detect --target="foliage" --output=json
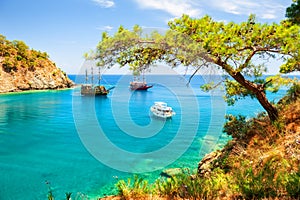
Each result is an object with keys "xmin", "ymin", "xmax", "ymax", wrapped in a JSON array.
[
  {"xmin": 286, "ymin": 0, "xmax": 300, "ymax": 25},
  {"xmin": 265, "ymin": 75, "xmax": 297, "ymax": 93},
  {"xmin": 95, "ymin": 15, "xmax": 300, "ymax": 78},
  {"xmin": 167, "ymin": 15, "xmax": 299, "ymax": 120},
  {"xmin": 2, "ymin": 57, "xmax": 17, "ymax": 73},
  {"xmin": 234, "ymin": 158, "xmax": 285, "ymax": 199},
  {"xmin": 155, "ymin": 169, "xmax": 229, "ymax": 199},
  {"xmin": 285, "ymin": 168, "xmax": 300, "ymax": 198},
  {"xmin": 223, "ymin": 115, "xmax": 252, "ymax": 140},
  {"xmin": 286, "ymin": 82, "xmax": 300, "ymax": 100},
  {"xmin": 46, "ymin": 181, "xmax": 54, "ymax": 200},
  {"xmin": 65, "ymin": 192, "xmax": 72, "ymax": 200},
  {"xmin": 277, "ymin": 81, "xmax": 300, "ymax": 107},
  {"xmin": 0, "ymin": 34, "xmax": 49, "ymax": 73},
  {"xmin": 115, "ymin": 175, "xmax": 151, "ymax": 199},
  {"xmin": 111, "ymin": 164, "xmax": 300, "ymax": 200},
  {"xmin": 155, "ymin": 176, "xmax": 179, "ymax": 198},
  {"xmin": 223, "ymin": 79, "xmax": 255, "ymax": 105}
]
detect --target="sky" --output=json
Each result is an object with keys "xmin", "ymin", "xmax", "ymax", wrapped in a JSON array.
[{"xmin": 0, "ymin": 0, "xmax": 293, "ymax": 75}]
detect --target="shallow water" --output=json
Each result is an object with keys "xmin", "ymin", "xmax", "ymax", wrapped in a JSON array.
[{"xmin": 0, "ymin": 75, "xmax": 287, "ymax": 199}]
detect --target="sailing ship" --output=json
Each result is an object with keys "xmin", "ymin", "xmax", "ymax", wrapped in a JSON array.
[
  {"xmin": 81, "ymin": 66, "xmax": 109, "ymax": 96},
  {"xmin": 129, "ymin": 69, "xmax": 153, "ymax": 91}
]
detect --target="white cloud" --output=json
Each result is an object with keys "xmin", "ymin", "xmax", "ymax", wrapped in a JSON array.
[
  {"xmin": 261, "ymin": 13, "xmax": 277, "ymax": 20},
  {"xmin": 207, "ymin": 0, "xmax": 286, "ymax": 20},
  {"xmin": 97, "ymin": 25, "xmax": 114, "ymax": 31},
  {"xmin": 92, "ymin": 0, "xmax": 115, "ymax": 8},
  {"xmin": 133, "ymin": 0, "xmax": 201, "ymax": 17},
  {"xmin": 132, "ymin": 0, "xmax": 289, "ymax": 21}
]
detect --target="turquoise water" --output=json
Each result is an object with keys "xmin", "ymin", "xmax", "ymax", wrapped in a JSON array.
[{"xmin": 0, "ymin": 75, "xmax": 287, "ymax": 199}]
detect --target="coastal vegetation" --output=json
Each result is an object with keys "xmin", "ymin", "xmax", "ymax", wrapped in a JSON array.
[
  {"xmin": 0, "ymin": 35, "xmax": 49, "ymax": 73},
  {"xmin": 0, "ymin": 34, "xmax": 73, "ymax": 92}
]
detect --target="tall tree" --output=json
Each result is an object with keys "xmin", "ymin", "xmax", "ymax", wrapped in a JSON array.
[
  {"xmin": 286, "ymin": 0, "xmax": 300, "ymax": 25},
  {"xmin": 94, "ymin": 16, "xmax": 300, "ymax": 121}
]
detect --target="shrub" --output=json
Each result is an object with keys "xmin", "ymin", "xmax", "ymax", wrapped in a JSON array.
[
  {"xmin": 223, "ymin": 114, "xmax": 251, "ymax": 140},
  {"xmin": 2, "ymin": 58, "xmax": 17, "ymax": 73},
  {"xmin": 155, "ymin": 176, "xmax": 179, "ymax": 198},
  {"xmin": 286, "ymin": 83, "xmax": 300, "ymax": 102},
  {"xmin": 234, "ymin": 158, "xmax": 285, "ymax": 199},
  {"xmin": 116, "ymin": 175, "xmax": 150, "ymax": 199},
  {"xmin": 155, "ymin": 169, "xmax": 230, "ymax": 199},
  {"xmin": 286, "ymin": 168, "xmax": 300, "ymax": 199}
]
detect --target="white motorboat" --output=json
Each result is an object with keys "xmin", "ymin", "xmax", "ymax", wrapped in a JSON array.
[{"xmin": 150, "ymin": 102, "xmax": 175, "ymax": 118}]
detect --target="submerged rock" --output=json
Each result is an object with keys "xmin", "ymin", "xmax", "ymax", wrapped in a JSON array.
[{"xmin": 160, "ymin": 168, "xmax": 184, "ymax": 178}]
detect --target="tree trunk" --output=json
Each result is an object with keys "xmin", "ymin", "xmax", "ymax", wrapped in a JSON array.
[
  {"xmin": 231, "ymin": 72, "xmax": 279, "ymax": 121},
  {"xmin": 255, "ymin": 90, "xmax": 279, "ymax": 121}
]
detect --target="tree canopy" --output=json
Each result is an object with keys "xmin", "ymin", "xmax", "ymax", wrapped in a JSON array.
[
  {"xmin": 93, "ymin": 15, "xmax": 300, "ymax": 121},
  {"xmin": 286, "ymin": 0, "xmax": 300, "ymax": 25},
  {"xmin": 0, "ymin": 34, "xmax": 49, "ymax": 73}
]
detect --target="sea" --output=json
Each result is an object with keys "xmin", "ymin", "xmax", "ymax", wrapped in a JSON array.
[{"xmin": 0, "ymin": 74, "xmax": 289, "ymax": 200}]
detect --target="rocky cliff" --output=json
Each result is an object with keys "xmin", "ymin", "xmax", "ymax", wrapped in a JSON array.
[
  {"xmin": 0, "ymin": 57, "xmax": 74, "ymax": 93},
  {"xmin": 0, "ymin": 34, "xmax": 74, "ymax": 93}
]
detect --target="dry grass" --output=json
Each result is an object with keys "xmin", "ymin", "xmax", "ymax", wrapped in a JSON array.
[{"xmin": 98, "ymin": 195, "xmax": 171, "ymax": 200}]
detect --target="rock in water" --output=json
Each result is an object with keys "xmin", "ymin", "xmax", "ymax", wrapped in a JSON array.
[{"xmin": 160, "ymin": 168, "xmax": 183, "ymax": 178}]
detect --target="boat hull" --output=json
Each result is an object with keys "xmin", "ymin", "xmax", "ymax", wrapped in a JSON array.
[
  {"xmin": 81, "ymin": 85, "xmax": 109, "ymax": 96},
  {"xmin": 151, "ymin": 111, "xmax": 174, "ymax": 118},
  {"xmin": 132, "ymin": 85, "xmax": 153, "ymax": 91},
  {"xmin": 130, "ymin": 81, "xmax": 153, "ymax": 91}
]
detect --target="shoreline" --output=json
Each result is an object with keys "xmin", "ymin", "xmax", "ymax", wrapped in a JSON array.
[{"xmin": 0, "ymin": 87, "xmax": 75, "ymax": 96}]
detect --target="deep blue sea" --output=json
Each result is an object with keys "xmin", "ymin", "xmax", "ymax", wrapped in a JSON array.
[{"xmin": 0, "ymin": 75, "xmax": 288, "ymax": 199}]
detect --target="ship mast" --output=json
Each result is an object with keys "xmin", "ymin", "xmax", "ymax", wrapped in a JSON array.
[
  {"xmin": 142, "ymin": 70, "xmax": 145, "ymax": 83},
  {"xmin": 85, "ymin": 69, "xmax": 88, "ymax": 84},
  {"xmin": 98, "ymin": 67, "xmax": 101, "ymax": 85},
  {"xmin": 142, "ymin": 64, "xmax": 149, "ymax": 83},
  {"xmin": 91, "ymin": 66, "xmax": 94, "ymax": 85}
]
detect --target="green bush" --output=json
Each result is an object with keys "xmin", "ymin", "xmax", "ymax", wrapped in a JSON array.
[
  {"xmin": 155, "ymin": 169, "xmax": 229, "ymax": 199},
  {"xmin": 223, "ymin": 114, "xmax": 251, "ymax": 140},
  {"xmin": 116, "ymin": 175, "xmax": 150, "ymax": 199},
  {"xmin": 235, "ymin": 159, "xmax": 284, "ymax": 199},
  {"xmin": 286, "ymin": 168, "xmax": 300, "ymax": 198},
  {"xmin": 155, "ymin": 176, "xmax": 179, "ymax": 198},
  {"xmin": 287, "ymin": 83, "xmax": 300, "ymax": 101},
  {"xmin": 2, "ymin": 58, "xmax": 17, "ymax": 73}
]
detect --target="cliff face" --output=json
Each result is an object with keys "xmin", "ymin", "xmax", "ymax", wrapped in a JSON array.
[
  {"xmin": 0, "ymin": 57, "xmax": 74, "ymax": 93},
  {"xmin": 0, "ymin": 35, "xmax": 74, "ymax": 93}
]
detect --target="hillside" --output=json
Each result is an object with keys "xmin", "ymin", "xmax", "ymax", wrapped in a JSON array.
[
  {"xmin": 195, "ymin": 85, "xmax": 300, "ymax": 199},
  {"xmin": 0, "ymin": 34, "xmax": 73, "ymax": 93}
]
